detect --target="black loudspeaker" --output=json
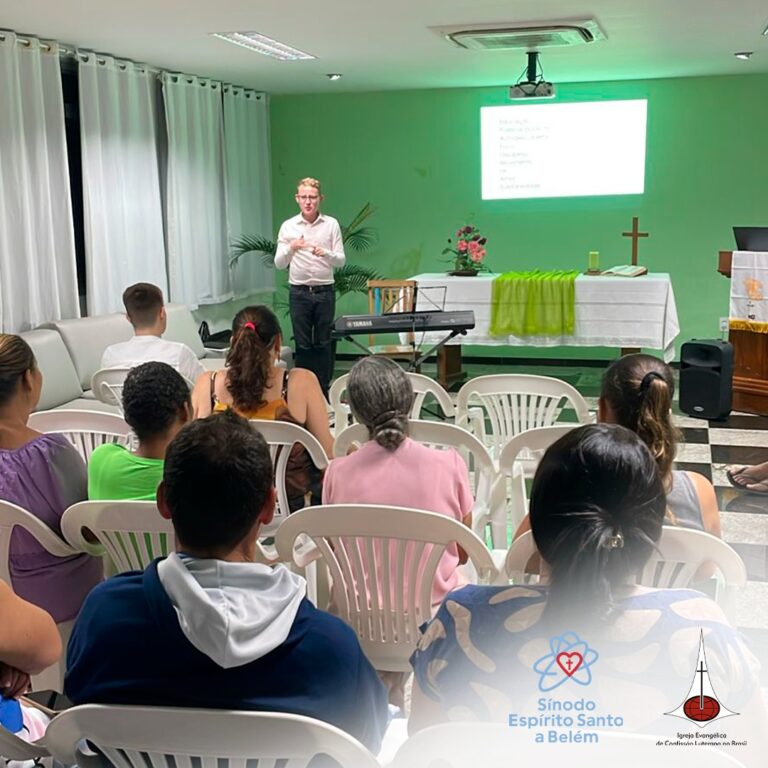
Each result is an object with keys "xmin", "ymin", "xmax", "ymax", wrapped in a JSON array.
[{"xmin": 679, "ymin": 339, "xmax": 733, "ymax": 420}]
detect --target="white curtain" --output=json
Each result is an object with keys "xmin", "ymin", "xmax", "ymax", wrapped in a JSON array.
[
  {"xmin": 78, "ymin": 54, "xmax": 167, "ymax": 315},
  {"xmin": 0, "ymin": 34, "xmax": 80, "ymax": 332},
  {"xmin": 223, "ymin": 87, "xmax": 274, "ymax": 296},
  {"xmin": 162, "ymin": 73, "xmax": 231, "ymax": 308}
]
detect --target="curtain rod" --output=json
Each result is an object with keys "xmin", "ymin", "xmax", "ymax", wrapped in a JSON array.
[
  {"xmin": 0, "ymin": 31, "xmax": 159, "ymax": 74},
  {"xmin": 0, "ymin": 30, "xmax": 265, "ymax": 95}
]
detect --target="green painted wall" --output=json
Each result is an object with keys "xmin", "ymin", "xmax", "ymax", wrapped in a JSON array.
[{"xmin": 270, "ymin": 74, "xmax": 768, "ymax": 360}]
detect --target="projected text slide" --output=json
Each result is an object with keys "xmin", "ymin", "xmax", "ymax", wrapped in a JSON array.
[{"xmin": 481, "ymin": 100, "xmax": 647, "ymax": 200}]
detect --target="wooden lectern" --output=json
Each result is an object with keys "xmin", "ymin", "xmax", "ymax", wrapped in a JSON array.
[{"xmin": 718, "ymin": 251, "xmax": 768, "ymax": 414}]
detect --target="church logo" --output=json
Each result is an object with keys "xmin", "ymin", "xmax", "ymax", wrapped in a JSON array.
[
  {"xmin": 666, "ymin": 631, "xmax": 738, "ymax": 727},
  {"xmin": 533, "ymin": 631, "xmax": 599, "ymax": 692}
]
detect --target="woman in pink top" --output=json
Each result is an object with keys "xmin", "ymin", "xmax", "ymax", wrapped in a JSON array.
[{"xmin": 322, "ymin": 356, "xmax": 474, "ymax": 606}]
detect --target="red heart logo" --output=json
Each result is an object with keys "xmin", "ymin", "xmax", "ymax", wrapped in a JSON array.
[{"xmin": 556, "ymin": 652, "xmax": 583, "ymax": 677}]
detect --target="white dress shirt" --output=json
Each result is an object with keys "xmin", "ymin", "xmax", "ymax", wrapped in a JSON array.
[
  {"xmin": 274, "ymin": 212, "xmax": 346, "ymax": 285},
  {"xmin": 100, "ymin": 335, "xmax": 205, "ymax": 385}
]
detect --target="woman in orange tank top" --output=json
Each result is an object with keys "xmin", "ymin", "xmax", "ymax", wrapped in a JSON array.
[{"xmin": 191, "ymin": 305, "xmax": 333, "ymax": 458}]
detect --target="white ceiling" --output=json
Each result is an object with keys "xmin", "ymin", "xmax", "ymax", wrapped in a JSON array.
[{"xmin": 2, "ymin": 0, "xmax": 767, "ymax": 94}]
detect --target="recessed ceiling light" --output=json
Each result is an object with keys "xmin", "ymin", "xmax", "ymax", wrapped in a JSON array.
[
  {"xmin": 734, "ymin": 51, "xmax": 753, "ymax": 60},
  {"xmin": 211, "ymin": 32, "xmax": 315, "ymax": 61},
  {"xmin": 326, "ymin": 73, "xmax": 342, "ymax": 81}
]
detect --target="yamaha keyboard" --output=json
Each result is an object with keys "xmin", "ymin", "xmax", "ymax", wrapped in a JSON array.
[
  {"xmin": 333, "ymin": 310, "xmax": 475, "ymax": 373},
  {"xmin": 333, "ymin": 310, "xmax": 475, "ymax": 337}
]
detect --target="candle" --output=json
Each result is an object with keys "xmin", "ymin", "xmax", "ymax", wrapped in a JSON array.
[{"xmin": 588, "ymin": 251, "xmax": 600, "ymax": 273}]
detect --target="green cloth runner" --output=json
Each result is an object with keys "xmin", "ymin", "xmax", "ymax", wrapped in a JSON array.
[{"xmin": 490, "ymin": 270, "xmax": 579, "ymax": 336}]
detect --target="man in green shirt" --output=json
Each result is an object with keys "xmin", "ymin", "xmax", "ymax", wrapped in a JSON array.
[{"xmin": 88, "ymin": 362, "xmax": 192, "ymax": 501}]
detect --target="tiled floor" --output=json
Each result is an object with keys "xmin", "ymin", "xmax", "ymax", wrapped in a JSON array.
[{"xmin": 332, "ymin": 356, "xmax": 768, "ymax": 680}]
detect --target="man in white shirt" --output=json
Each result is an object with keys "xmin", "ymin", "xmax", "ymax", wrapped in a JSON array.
[
  {"xmin": 101, "ymin": 283, "xmax": 204, "ymax": 385},
  {"xmin": 275, "ymin": 177, "xmax": 345, "ymax": 397}
]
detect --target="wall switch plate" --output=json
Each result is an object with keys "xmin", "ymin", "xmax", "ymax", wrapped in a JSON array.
[{"xmin": 719, "ymin": 317, "xmax": 729, "ymax": 333}]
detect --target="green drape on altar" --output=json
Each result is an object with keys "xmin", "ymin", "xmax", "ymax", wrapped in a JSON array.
[{"xmin": 489, "ymin": 270, "xmax": 579, "ymax": 336}]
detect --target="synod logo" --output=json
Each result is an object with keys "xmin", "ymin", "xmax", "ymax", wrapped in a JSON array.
[
  {"xmin": 666, "ymin": 632, "xmax": 738, "ymax": 727},
  {"xmin": 533, "ymin": 631, "xmax": 599, "ymax": 692}
]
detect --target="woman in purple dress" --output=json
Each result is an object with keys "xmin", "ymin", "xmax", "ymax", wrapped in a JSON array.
[{"xmin": 0, "ymin": 334, "xmax": 102, "ymax": 622}]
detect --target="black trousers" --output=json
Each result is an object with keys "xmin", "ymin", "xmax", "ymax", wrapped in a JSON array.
[{"xmin": 289, "ymin": 284, "xmax": 335, "ymax": 397}]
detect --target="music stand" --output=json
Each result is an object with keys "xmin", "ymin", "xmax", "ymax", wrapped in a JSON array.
[{"xmin": 415, "ymin": 285, "xmax": 447, "ymax": 312}]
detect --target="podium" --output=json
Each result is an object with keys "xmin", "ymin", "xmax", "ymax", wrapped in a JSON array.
[{"xmin": 718, "ymin": 250, "xmax": 768, "ymax": 414}]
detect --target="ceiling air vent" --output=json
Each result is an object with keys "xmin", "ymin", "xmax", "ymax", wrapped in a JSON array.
[{"xmin": 437, "ymin": 20, "xmax": 606, "ymax": 51}]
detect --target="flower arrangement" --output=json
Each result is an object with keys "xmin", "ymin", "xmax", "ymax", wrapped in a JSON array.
[{"xmin": 442, "ymin": 225, "xmax": 488, "ymax": 274}]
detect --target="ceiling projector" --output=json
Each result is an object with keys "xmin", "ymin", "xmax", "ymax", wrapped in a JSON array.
[
  {"xmin": 509, "ymin": 80, "xmax": 555, "ymax": 99},
  {"xmin": 509, "ymin": 51, "xmax": 556, "ymax": 99}
]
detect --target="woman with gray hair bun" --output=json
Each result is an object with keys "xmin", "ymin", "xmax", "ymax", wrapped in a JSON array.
[
  {"xmin": 346, "ymin": 356, "xmax": 414, "ymax": 451},
  {"xmin": 323, "ymin": 356, "xmax": 474, "ymax": 606}
]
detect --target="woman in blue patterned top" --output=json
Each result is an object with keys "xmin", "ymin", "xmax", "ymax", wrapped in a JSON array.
[{"xmin": 410, "ymin": 424, "xmax": 766, "ymax": 763}]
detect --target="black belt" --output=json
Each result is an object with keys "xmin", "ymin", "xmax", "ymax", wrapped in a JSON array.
[{"xmin": 290, "ymin": 284, "xmax": 334, "ymax": 293}]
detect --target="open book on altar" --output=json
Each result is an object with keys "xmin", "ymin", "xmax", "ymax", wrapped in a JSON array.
[{"xmin": 599, "ymin": 265, "xmax": 648, "ymax": 277}]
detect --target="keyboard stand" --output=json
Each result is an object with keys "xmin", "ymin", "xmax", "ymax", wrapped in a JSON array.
[
  {"xmin": 338, "ymin": 334, "xmax": 376, "ymax": 357},
  {"xmin": 337, "ymin": 327, "xmax": 467, "ymax": 381},
  {"xmin": 407, "ymin": 328, "xmax": 468, "ymax": 373}
]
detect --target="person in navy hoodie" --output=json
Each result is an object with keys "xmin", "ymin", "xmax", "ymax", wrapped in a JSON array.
[{"xmin": 65, "ymin": 410, "xmax": 388, "ymax": 753}]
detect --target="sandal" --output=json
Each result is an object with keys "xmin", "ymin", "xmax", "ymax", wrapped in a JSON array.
[{"xmin": 726, "ymin": 465, "xmax": 768, "ymax": 494}]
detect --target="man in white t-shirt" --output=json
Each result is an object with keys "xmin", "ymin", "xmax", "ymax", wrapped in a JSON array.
[{"xmin": 100, "ymin": 283, "xmax": 204, "ymax": 385}]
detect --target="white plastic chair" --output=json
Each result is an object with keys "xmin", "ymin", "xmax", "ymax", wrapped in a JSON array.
[
  {"xmin": 503, "ymin": 527, "xmax": 748, "ymax": 618},
  {"xmin": 334, "ymin": 419, "xmax": 496, "ymax": 543},
  {"xmin": 489, "ymin": 424, "xmax": 576, "ymax": 548},
  {"xmin": 62, "ymin": 496, "xmax": 289, "ymax": 576},
  {"xmin": 276, "ymin": 504, "xmax": 497, "ymax": 672},
  {"xmin": 391, "ymin": 722, "xmax": 746, "ymax": 768},
  {"xmin": 27, "ymin": 409, "xmax": 133, "ymax": 463},
  {"xmin": 0, "ymin": 725, "xmax": 50, "ymax": 766},
  {"xmin": 44, "ymin": 704, "xmax": 380, "ymax": 768},
  {"xmin": 91, "ymin": 367, "xmax": 195, "ymax": 411},
  {"xmin": 61, "ymin": 500, "xmax": 172, "ymax": 573},
  {"xmin": 329, "ymin": 371, "xmax": 455, "ymax": 433},
  {"xmin": 248, "ymin": 420, "xmax": 329, "ymax": 538},
  {"xmin": 639, "ymin": 526, "xmax": 747, "ymax": 620},
  {"xmin": 0, "ymin": 500, "xmax": 83, "ymax": 692},
  {"xmin": 500, "ymin": 529, "xmax": 540, "ymax": 585},
  {"xmin": 455, "ymin": 374, "xmax": 590, "ymax": 460},
  {"xmin": 90, "ymin": 367, "xmax": 132, "ymax": 409}
]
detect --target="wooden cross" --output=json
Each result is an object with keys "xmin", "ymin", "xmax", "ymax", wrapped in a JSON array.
[{"xmin": 622, "ymin": 216, "xmax": 649, "ymax": 265}]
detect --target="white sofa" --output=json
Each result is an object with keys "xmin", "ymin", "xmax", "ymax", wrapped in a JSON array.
[{"xmin": 21, "ymin": 305, "xmax": 226, "ymax": 412}]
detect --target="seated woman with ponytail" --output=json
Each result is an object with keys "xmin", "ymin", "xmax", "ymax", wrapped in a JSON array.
[
  {"xmin": 193, "ymin": 307, "xmax": 331, "ymax": 447},
  {"xmin": 514, "ymin": 354, "xmax": 719, "ymax": 542},
  {"xmin": 409, "ymin": 424, "xmax": 765, "ymax": 752},
  {"xmin": 192, "ymin": 306, "xmax": 333, "ymax": 509},
  {"xmin": 323, "ymin": 356, "xmax": 474, "ymax": 606},
  {"xmin": 598, "ymin": 353, "xmax": 720, "ymax": 536}
]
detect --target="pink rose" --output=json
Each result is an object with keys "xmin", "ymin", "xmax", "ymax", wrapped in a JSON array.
[
  {"xmin": 457, "ymin": 240, "xmax": 468, "ymax": 252},
  {"xmin": 456, "ymin": 229, "xmax": 463, "ymax": 238},
  {"xmin": 478, "ymin": 247, "xmax": 486, "ymax": 258},
  {"xmin": 469, "ymin": 251, "xmax": 483, "ymax": 263},
  {"xmin": 468, "ymin": 240, "xmax": 479, "ymax": 252}
]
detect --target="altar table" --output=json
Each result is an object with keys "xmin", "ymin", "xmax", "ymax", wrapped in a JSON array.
[{"xmin": 410, "ymin": 272, "xmax": 680, "ymax": 363}]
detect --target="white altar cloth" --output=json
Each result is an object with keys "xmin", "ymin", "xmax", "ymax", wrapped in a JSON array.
[
  {"xmin": 410, "ymin": 273, "xmax": 680, "ymax": 362},
  {"xmin": 729, "ymin": 250, "xmax": 768, "ymax": 331}
]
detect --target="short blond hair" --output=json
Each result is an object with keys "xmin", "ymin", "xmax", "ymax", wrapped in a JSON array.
[{"xmin": 297, "ymin": 177, "xmax": 322, "ymax": 194}]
